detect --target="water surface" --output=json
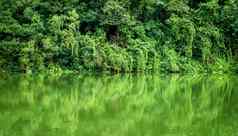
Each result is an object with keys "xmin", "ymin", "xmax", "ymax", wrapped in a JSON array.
[{"xmin": 0, "ymin": 74, "xmax": 238, "ymax": 136}]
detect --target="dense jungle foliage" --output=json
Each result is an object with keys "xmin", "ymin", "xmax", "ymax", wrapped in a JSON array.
[{"xmin": 0, "ymin": 0, "xmax": 238, "ymax": 73}]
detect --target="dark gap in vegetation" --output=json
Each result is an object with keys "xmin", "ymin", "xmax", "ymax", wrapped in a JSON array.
[
  {"xmin": 156, "ymin": 7, "xmax": 170, "ymax": 23},
  {"xmin": 106, "ymin": 25, "xmax": 119, "ymax": 42},
  {"xmin": 0, "ymin": 33, "xmax": 13, "ymax": 41},
  {"xmin": 218, "ymin": 0, "xmax": 226, "ymax": 6},
  {"xmin": 79, "ymin": 21, "xmax": 98, "ymax": 34},
  {"xmin": 189, "ymin": 0, "xmax": 206, "ymax": 9},
  {"xmin": 13, "ymin": 7, "xmax": 29, "ymax": 25},
  {"xmin": 192, "ymin": 47, "xmax": 203, "ymax": 59},
  {"xmin": 33, "ymin": 3, "xmax": 51, "ymax": 17}
]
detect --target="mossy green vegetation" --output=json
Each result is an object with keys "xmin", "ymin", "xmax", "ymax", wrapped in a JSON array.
[{"xmin": 0, "ymin": 0, "xmax": 238, "ymax": 73}]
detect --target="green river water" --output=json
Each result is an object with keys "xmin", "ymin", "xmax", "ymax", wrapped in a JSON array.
[{"xmin": 0, "ymin": 74, "xmax": 238, "ymax": 136}]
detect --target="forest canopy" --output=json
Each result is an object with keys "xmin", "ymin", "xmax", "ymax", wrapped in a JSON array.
[{"xmin": 0, "ymin": 0, "xmax": 238, "ymax": 73}]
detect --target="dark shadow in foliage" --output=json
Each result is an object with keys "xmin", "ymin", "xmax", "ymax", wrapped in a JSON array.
[
  {"xmin": 192, "ymin": 46, "xmax": 203, "ymax": 61},
  {"xmin": 106, "ymin": 25, "xmax": 119, "ymax": 42},
  {"xmin": 0, "ymin": 33, "xmax": 13, "ymax": 41},
  {"xmin": 32, "ymin": 2, "xmax": 64, "ymax": 17},
  {"xmin": 218, "ymin": 0, "xmax": 227, "ymax": 6},
  {"xmin": 79, "ymin": 21, "xmax": 99, "ymax": 34},
  {"xmin": 13, "ymin": 7, "xmax": 27, "ymax": 24},
  {"xmin": 189, "ymin": 0, "xmax": 206, "ymax": 9},
  {"xmin": 155, "ymin": 5, "xmax": 171, "ymax": 23},
  {"xmin": 57, "ymin": 49, "xmax": 75, "ymax": 68},
  {"xmin": 132, "ymin": 2, "xmax": 170, "ymax": 24}
]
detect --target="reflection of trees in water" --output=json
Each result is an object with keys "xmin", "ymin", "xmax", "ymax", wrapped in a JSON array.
[{"xmin": 0, "ymin": 74, "xmax": 237, "ymax": 136}]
